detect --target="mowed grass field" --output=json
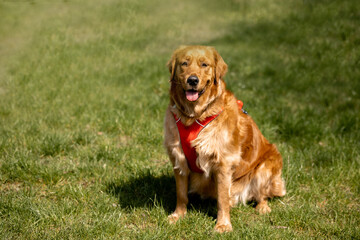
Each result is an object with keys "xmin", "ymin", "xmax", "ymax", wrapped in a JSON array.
[{"xmin": 0, "ymin": 0, "xmax": 359, "ymax": 239}]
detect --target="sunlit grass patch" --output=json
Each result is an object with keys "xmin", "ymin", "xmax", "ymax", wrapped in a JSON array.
[{"xmin": 0, "ymin": 0, "xmax": 359, "ymax": 239}]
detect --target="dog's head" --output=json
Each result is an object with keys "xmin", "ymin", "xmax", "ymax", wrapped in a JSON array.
[{"xmin": 167, "ymin": 46, "xmax": 228, "ymax": 113}]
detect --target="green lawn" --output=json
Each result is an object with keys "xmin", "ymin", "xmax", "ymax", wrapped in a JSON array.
[{"xmin": 0, "ymin": 0, "xmax": 359, "ymax": 239}]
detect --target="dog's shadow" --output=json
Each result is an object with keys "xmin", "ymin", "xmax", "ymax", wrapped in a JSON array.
[{"xmin": 105, "ymin": 172, "xmax": 218, "ymax": 218}]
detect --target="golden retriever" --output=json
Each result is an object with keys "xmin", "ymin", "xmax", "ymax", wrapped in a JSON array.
[{"xmin": 164, "ymin": 45, "xmax": 286, "ymax": 233}]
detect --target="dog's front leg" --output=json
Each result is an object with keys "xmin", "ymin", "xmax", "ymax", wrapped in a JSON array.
[
  {"xmin": 168, "ymin": 168, "xmax": 189, "ymax": 224},
  {"xmin": 214, "ymin": 166, "xmax": 233, "ymax": 233}
]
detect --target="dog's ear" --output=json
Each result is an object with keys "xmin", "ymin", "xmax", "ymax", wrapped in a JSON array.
[
  {"xmin": 167, "ymin": 54, "xmax": 177, "ymax": 82},
  {"xmin": 213, "ymin": 48, "xmax": 228, "ymax": 84},
  {"xmin": 167, "ymin": 46, "xmax": 187, "ymax": 82}
]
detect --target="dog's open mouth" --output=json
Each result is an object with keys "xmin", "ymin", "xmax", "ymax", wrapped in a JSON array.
[
  {"xmin": 185, "ymin": 89, "xmax": 205, "ymax": 102},
  {"xmin": 185, "ymin": 90, "xmax": 199, "ymax": 101}
]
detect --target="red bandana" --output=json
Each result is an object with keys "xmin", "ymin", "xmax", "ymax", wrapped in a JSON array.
[{"xmin": 173, "ymin": 100, "xmax": 244, "ymax": 173}]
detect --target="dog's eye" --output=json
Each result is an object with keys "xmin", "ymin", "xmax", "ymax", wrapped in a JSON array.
[
  {"xmin": 201, "ymin": 63, "xmax": 208, "ymax": 67},
  {"xmin": 181, "ymin": 62, "xmax": 188, "ymax": 66}
]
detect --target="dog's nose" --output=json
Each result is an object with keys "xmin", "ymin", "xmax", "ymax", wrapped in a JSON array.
[{"xmin": 187, "ymin": 76, "xmax": 199, "ymax": 86}]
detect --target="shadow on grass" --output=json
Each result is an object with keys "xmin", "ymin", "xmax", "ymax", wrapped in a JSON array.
[
  {"xmin": 105, "ymin": 171, "xmax": 284, "ymax": 218},
  {"xmin": 105, "ymin": 171, "xmax": 218, "ymax": 218}
]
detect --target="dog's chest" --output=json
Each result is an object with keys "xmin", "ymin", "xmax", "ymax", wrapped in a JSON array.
[
  {"xmin": 193, "ymin": 122, "xmax": 232, "ymax": 159},
  {"xmin": 174, "ymin": 113, "xmax": 221, "ymax": 173}
]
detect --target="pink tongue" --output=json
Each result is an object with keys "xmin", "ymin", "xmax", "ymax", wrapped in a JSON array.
[{"xmin": 186, "ymin": 91, "xmax": 199, "ymax": 101}]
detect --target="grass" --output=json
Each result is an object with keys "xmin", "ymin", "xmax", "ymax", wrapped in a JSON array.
[{"xmin": 0, "ymin": 0, "xmax": 359, "ymax": 239}]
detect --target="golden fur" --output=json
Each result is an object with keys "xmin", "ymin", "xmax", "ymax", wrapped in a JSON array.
[{"xmin": 164, "ymin": 45, "xmax": 286, "ymax": 232}]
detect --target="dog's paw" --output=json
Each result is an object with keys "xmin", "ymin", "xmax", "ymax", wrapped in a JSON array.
[
  {"xmin": 256, "ymin": 201, "xmax": 271, "ymax": 214},
  {"xmin": 168, "ymin": 213, "xmax": 181, "ymax": 224},
  {"xmin": 214, "ymin": 223, "xmax": 233, "ymax": 233}
]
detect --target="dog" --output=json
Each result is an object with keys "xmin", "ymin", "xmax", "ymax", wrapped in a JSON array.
[{"xmin": 163, "ymin": 45, "xmax": 286, "ymax": 233}]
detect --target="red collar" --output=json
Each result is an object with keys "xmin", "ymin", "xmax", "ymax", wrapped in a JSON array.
[{"xmin": 173, "ymin": 100, "xmax": 244, "ymax": 173}]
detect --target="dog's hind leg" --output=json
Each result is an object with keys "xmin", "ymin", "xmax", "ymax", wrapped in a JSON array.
[
  {"xmin": 254, "ymin": 172, "xmax": 285, "ymax": 214},
  {"xmin": 269, "ymin": 172, "xmax": 286, "ymax": 198},
  {"xmin": 256, "ymin": 199, "xmax": 271, "ymax": 214},
  {"xmin": 252, "ymin": 165, "xmax": 273, "ymax": 214},
  {"xmin": 252, "ymin": 149, "xmax": 285, "ymax": 214}
]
